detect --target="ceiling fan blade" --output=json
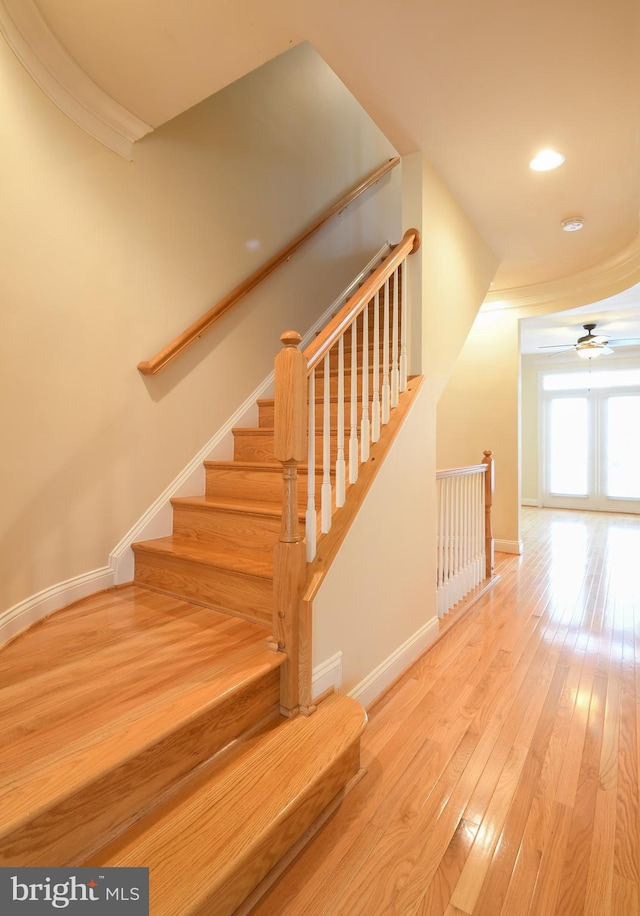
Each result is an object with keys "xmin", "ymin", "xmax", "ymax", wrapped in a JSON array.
[
  {"xmin": 607, "ymin": 337, "xmax": 640, "ymax": 347},
  {"xmin": 537, "ymin": 343, "xmax": 575, "ymax": 349},
  {"xmin": 545, "ymin": 347, "xmax": 576, "ymax": 357}
]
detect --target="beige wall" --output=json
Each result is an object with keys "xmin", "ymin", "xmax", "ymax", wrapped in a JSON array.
[
  {"xmin": 402, "ymin": 152, "xmax": 498, "ymax": 393},
  {"xmin": 0, "ymin": 41, "xmax": 401, "ymax": 613},
  {"xmin": 437, "ymin": 301, "xmax": 640, "ymax": 548},
  {"xmin": 314, "ymin": 381, "xmax": 434, "ymax": 697},
  {"xmin": 436, "ymin": 310, "xmax": 521, "ymax": 545},
  {"xmin": 521, "ymin": 358, "xmax": 541, "ymax": 503},
  {"xmin": 313, "ymin": 154, "xmax": 498, "ymax": 699}
]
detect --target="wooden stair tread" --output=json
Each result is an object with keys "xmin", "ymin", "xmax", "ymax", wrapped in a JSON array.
[
  {"xmin": 89, "ymin": 692, "xmax": 367, "ymax": 916},
  {"xmin": 0, "ymin": 586, "xmax": 255, "ymax": 686},
  {"xmin": 0, "ymin": 642, "xmax": 284, "ymax": 835},
  {"xmin": 171, "ymin": 494, "xmax": 287, "ymax": 517},
  {"xmin": 132, "ymin": 536, "xmax": 276, "ymax": 578}
]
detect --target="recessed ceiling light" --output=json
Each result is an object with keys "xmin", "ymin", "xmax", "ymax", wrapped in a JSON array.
[
  {"xmin": 529, "ymin": 149, "xmax": 565, "ymax": 171},
  {"xmin": 562, "ymin": 217, "xmax": 584, "ymax": 232}
]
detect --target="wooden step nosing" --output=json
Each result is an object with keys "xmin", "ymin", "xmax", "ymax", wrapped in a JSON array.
[
  {"xmin": 132, "ymin": 542, "xmax": 275, "ymax": 580},
  {"xmin": 93, "ymin": 696, "xmax": 366, "ymax": 885},
  {"xmin": 0, "ymin": 651, "xmax": 285, "ymax": 842},
  {"xmin": 170, "ymin": 496, "xmax": 284, "ymax": 519}
]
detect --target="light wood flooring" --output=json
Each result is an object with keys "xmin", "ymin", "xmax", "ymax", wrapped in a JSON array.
[{"xmin": 251, "ymin": 507, "xmax": 640, "ymax": 916}]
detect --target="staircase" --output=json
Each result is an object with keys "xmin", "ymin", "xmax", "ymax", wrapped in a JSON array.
[
  {"xmin": 0, "ymin": 232, "xmax": 420, "ymax": 913},
  {"xmin": 0, "ymin": 351, "xmax": 373, "ymax": 916}
]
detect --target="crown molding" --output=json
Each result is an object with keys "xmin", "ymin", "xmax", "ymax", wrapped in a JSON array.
[
  {"xmin": 484, "ymin": 231, "xmax": 640, "ymax": 312},
  {"xmin": 0, "ymin": 0, "xmax": 152, "ymax": 159}
]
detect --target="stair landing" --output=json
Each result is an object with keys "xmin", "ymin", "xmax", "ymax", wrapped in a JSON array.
[{"xmin": 0, "ymin": 586, "xmax": 282, "ymax": 867}]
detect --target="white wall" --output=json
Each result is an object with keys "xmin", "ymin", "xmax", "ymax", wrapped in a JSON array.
[
  {"xmin": 312, "ymin": 153, "xmax": 497, "ymax": 704},
  {"xmin": 0, "ymin": 40, "xmax": 401, "ymax": 615},
  {"xmin": 313, "ymin": 381, "xmax": 435, "ymax": 701}
]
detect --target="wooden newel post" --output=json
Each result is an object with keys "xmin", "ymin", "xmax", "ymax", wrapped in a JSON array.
[
  {"xmin": 273, "ymin": 331, "xmax": 308, "ymax": 716},
  {"xmin": 482, "ymin": 449, "xmax": 494, "ymax": 578}
]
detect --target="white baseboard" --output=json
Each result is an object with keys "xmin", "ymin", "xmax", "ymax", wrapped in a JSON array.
[
  {"xmin": 348, "ymin": 616, "xmax": 440, "ymax": 710},
  {"xmin": 0, "ymin": 566, "xmax": 114, "ymax": 647},
  {"xmin": 495, "ymin": 539, "xmax": 524, "ymax": 555},
  {"xmin": 312, "ymin": 652, "xmax": 343, "ymax": 699},
  {"xmin": 521, "ymin": 498, "xmax": 541, "ymax": 507}
]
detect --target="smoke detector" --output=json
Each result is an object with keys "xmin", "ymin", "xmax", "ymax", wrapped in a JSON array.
[{"xmin": 562, "ymin": 217, "xmax": 584, "ymax": 232}]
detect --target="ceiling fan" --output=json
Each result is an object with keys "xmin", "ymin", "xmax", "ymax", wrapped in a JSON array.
[{"xmin": 538, "ymin": 323, "xmax": 640, "ymax": 359}]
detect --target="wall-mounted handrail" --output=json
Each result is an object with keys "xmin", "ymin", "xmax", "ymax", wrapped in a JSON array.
[{"xmin": 137, "ymin": 157, "xmax": 401, "ymax": 376}]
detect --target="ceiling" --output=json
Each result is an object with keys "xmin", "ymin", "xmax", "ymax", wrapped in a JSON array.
[
  {"xmin": 9, "ymin": 0, "xmax": 640, "ymax": 345},
  {"xmin": 520, "ymin": 281, "xmax": 640, "ymax": 356}
]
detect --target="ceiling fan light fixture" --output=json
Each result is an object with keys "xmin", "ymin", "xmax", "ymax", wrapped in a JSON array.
[
  {"xmin": 529, "ymin": 149, "xmax": 565, "ymax": 171},
  {"xmin": 576, "ymin": 345, "xmax": 603, "ymax": 359}
]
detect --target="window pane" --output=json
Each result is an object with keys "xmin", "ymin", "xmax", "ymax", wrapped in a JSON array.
[
  {"xmin": 548, "ymin": 398, "xmax": 588, "ymax": 496},
  {"xmin": 606, "ymin": 395, "xmax": 640, "ymax": 499}
]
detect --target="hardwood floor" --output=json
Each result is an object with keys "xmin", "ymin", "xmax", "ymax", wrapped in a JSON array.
[{"xmin": 251, "ymin": 507, "xmax": 640, "ymax": 916}]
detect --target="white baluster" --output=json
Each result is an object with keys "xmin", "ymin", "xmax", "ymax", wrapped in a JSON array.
[
  {"xmin": 391, "ymin": 268, "xmax": 400, "ymax": 408},
  {"xmin": 361, "ymin": 302, "xmax": 370, "ymax": 462},
  {"xmin": 305, "ymin": 371, "xmax": 317, "ymax": 562},
  {"xmin": 437, "ymin": 477, "xmax": 444, "ymax": 617},
  {"xmin": 382, "ymin": 279, "xmax": 391, "ymax": 425},
  {"xmin": 336, "ymin": 335, "xmax": 346, "ymax": 507},
  {"xmin": 321, "ymin": 352, "xmax": 332, "ymax": 533},
  {"xmin": 349, "ymin": 319, "xmax": 359, "ymax": 483},
  {"xmin": 443, "ymin": 476, "xmax": 451, "ymax": 612},
  {"xmin": 400, "ymin": 260, "xmax": 408, "ymax": 393},
  {"xmin": 372, "ymin": 291, "xmax": 381, "ymax": 442}
]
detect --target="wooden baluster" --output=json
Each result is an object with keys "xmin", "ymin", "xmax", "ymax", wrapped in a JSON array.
[
  {"xmin": 483, "ymin": 449, "xmax": 495, "ymax": 578},
  {"xmin": 305, "ymin": 371, "xmax": 317, "ymax": 562},
  {"xmin": 349, "ymin": 319, "xmax": 359, "ymax": 483},
  {"xmin": 321, "ymin": 352, "xmax": 332, "ymax": 533},
  {"xmin": 335, "ymin": 336, "xmax": 346, "ymax": 507},
  {"xmin": 372, "ymin": 291, "xmax": 381, "ymax": 442},
  {"xmin": 273, "ymin": 330, "xmax": 308, "ymax": 716},
  {"xmin": 361, "ymin": 302, "xmax": 370, "ymax": 461},
  {"xmin": 382, "ymin": 279, "xmax": 391, "ymax": 425}
]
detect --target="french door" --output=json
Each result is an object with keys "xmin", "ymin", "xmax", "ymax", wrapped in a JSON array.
[{"xmin": 543, "ymin": 389, "xmax": 640, "ymax": 513}]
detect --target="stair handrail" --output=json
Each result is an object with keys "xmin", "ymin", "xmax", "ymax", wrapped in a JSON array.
[
  {"xmin": 304, "ymin": 228, "xmax": 420, "ymax": 372},
  {"xmin": 137, "ymin": 157, "xmax": 400, "ymax": 376},
  {"xmin": 273, "ymin": 229, "xmax": 420, "ymax": 715}
]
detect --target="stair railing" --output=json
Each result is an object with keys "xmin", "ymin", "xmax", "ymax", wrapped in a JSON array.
[
  {"xmin": 273, "ymin": 228, "xmax": 420, "ymax": 714},
  {"xmin": 436, "ymin": 450, "xmax": 494, "ymax": 618},
  {"xmin": 137, "ymin": 157, "xmax": 400, "ymax": 376}
]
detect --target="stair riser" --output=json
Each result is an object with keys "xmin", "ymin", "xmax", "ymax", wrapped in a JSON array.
[
  {"xmin": 0, "ymin": 669, "xmax": 281, "ymax": 867},
  {"xmin": 187, "ymin": 741, "xmax": 362, "ymax": 916},
  {"xmin": 205, "ymin": 466, "xmax": 321, "ymax": 503},
  {"xmin": 234, "ymin": 433, "xmax": 348, "ymax": 465},
  {"xmin": 258, "ymin": 400, "xmax": 361, "ymax": 429},
  {"xmin": 172, "ymin": 504, "xmax": 281, "ymax": 553},
  {"xmin": 134, "ymin": 551, "xmax": 272, "ymax": 626}
]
